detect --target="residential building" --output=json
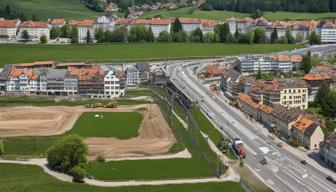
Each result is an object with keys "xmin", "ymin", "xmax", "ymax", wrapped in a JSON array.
[
  {"xmin": 93, "ymin": 16, "xmax": 115, "ymax": 32},
  {"xmin": 77, "ymin": 19, "xmax": 94, "ymax": 43},
  {"xmin": 126, "ymin": 66, "xmax": 140, "ymax": 86},
  {"xmin": 67, "ymin": 65, "xmax": 105, "ymax": 98},
  {"xmin": 179, "ymin": 18, "xmax": 201, "ymax": 34},
  {"xmin": 50, "ymin": 19, "xmax": 66, "ymax": 27},
  {"xmin": 321, "ymin": 22, "xmax": 336, "ymax": 43},
  {"xmin": 135, "ymin": 63, "xmax": 150, "ymax": 83},
  {"xmin": 228, "ymin": 17, "xmax": 253, "ymax": 34},
  {"xmin": 303, "ymin": 73, "xmax": 333, "ymax": 100},
  {"xmin": 0, "ymin": 65, "xmax": 13, "ymax": 91},
  {"xmin": 6, "ymin": 68, "xmax": 39, "ymax": 92},
  {"xmin": 134, "ymin": 18, "xmax": 171, "ymax": 37},
  {"xmin": 104, "ymin": 70, "xmax": 125, "ymax": 98},
  {"xmin": 220, "ymin": 69, "xmax": 241, "ymax": 98},
  {"xmin": 14, "ymin": 61, "xmax": 55, "ymax": 69},
  {"xmin": 251, "ymin": 78, "xmax": 308, "ymax": 110},
  {"xmin": 320, "ymin": 132, "xmax": 336, "ymax": 169},
  {"xmin": 291, "ymin": 115, "xmax": 324, "ymax": 150},
  {"xmin": 19, "ymin": 20, "xmax": 50, "ymax": 41},
  {"xmin": 272, "ymin": 104, "xmax": 302, "ymax": 138},
  {"xmin": 0, "ymin": 19, "xmax": 21, "ymax": 40},
  {"xmin": 200, "ymin": 19, "xmax": 217, "ymax": 34}
]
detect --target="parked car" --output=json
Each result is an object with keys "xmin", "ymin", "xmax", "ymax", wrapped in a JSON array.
[
  {"xmin": 300, "ymin": 160, "xmax": 307, "ymax": 165},
  {"xmin": 326, "ymin": 176, "xmax": 336, "ymax": 184},
  {"xmin": 260, "ymin": 158, "xmax": 267, "ymax": 165}
]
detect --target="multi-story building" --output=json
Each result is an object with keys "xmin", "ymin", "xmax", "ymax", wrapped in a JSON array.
[
  {"xmin": 135, "ymin": 63, "xmax": 150, "ymax": 83},
  {"xmin": 320, "ymin": 132, "xmax": 336, "ymax": 169},
  {"xmin": 50, "ymin": 19, "xmax": 66, "ymax": 27},
  {"xmin": 0, "ymin": 19, "xmax": 21, "ymax": 40},
  {"xmin": 0, "ymin": 65, "xmax": 13, "ymax": 91},
  {"xmin": 220, "ymin": 69, "xmax": 241, "ymax": 98},
  {"xmin": 6, "ymin": 68, "xmax": 39, "ymax": 92},
  {"xmin": 251, "ymin": 78, "xmax": 309, "ymax": 110},
  {"xmin": 228, "ymin": 17, "xmax": 253, "ymax": 34},
  {"xmin": 126, "ymin": 66, "xmax": 140, "ymax": 86},
  {"xmin": 77, "ymin": 19, "xmax": 94, "ymax": 43},
  {"xmin": 179, "ymin": 17, "xmax": 201, "ymax": 34},
  {"xmin": 19, "ymin": 20, "xmax": 50, "ymax": 41},
  {"xmin": 134, "ymin": 18, "xmax": 171, "ymax": 37},
  {"xmin": 238, "ymin": 55, "xmax": 301, "ymax": 73},
  {"xmin": 321, "ymin": 22, "xmax": 336, "ymax": 43},
  {"xmin": 104, "ymin": 70, "xmax": 125, "ymax": 98},
  {"xmin": 200, "ymin": 19, "xmax": 217, "ymax": 34},
  {"xmin": 303, "ymin": 73, "xmax": 333, "ymax": 101},
  {"xmin": 93, "ymin": 16, "xmax": 115, "ymax": 32},
  {"xmin": 291, "ymin": 115, "xmax": 324, "ymax": 150}
]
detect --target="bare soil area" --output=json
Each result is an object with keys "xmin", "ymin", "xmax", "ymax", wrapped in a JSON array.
[{"xmin": 0, "ymin": 104, "xmax": 177, "ymax": 159}]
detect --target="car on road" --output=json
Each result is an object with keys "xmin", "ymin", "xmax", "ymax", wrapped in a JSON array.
[
  {"xmin": 300, "ymin": 160, "xmax": 307, "ymax": 165},
  {"xmin": 326, "ymin": 176, "xmax": 336, "ymax": 184},
  {"xmin": 260, "ymin": 158, "xmax": 267, "ymax": 165}
]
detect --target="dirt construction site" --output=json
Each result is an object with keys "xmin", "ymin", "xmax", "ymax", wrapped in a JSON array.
[{"xmin": 0, "ymin": 104, "xmax": 177, "ymax": 159}]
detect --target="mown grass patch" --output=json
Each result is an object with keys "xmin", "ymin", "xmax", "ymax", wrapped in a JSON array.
[{"xmin": 68, "ymin": 112, "xmax": 143, "ymax": 139}]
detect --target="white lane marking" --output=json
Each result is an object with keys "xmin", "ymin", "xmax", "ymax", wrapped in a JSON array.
[
  {"xmin": 273, "ymin": 174, "xmax": 298, "ymax": 192},
  {"xmin": 309, "ymin": 175, "xmax": 335, "ymax": 192},
  {"xmin": 267, "ymin": 179, "xmax": 274, "ymax": 185}
]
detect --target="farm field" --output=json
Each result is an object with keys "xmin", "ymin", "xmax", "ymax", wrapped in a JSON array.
[
  {"xmin": 0, "ymin": 44, "xmax": 302, "ymax": 67},
  {"xmin": 68, "ymin": 112, "xmax": 143, "ymax": 138},
  {"xmin": 0, "ymin": 164, "xmax": 243, "ymax": 192},
  {"xmin": 142, "ymin": 7, "xmax": 336, "ymax": 21},
  {"xmin": 0, "ymin": 0, "xmax": 98, "ymax": 20}
]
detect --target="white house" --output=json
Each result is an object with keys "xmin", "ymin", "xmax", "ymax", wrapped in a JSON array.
[
  {"xmin": 179, "ymin": 17, "xmax": 201, "ymax": 34},
  {"xmin": 6, "ymin": 68, "xmax": 38, "ymax": 92},
  {"xmin": 104, "ymin": 70, "xmax": 125, "ymax": 98},
  {"xmin": 0, "ymin": 19, "xmax": 21, "ymax": 40},
  {"xmin": 93, "ymin": 16, "xmax": 115, "ymax": 32},
  {"xmin": 19, "ymin": 20, "xmax": 50, "ymax": 41},
  {"xmin": 77, "ymin": 19, "xmax": 94, "ymax": 43},
  {"xmin": 200, "ymin": 19, "xmax": 217, "ymax": 34},
  {"xmin": 149, "ymin": 18, "xmax": 171, "ymax": 37},
  {"xmin": 321, "ymin": 22, "xmax": 336, "ymax": 43}
]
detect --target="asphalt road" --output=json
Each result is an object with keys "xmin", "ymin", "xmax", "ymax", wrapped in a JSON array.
[{"xmin": 166, "ymin": 45, "xmax": 336, "ymax": 192}]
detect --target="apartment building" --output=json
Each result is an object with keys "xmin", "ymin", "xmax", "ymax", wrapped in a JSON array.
[
  {"xmin": 0, "ymin": 65, "xmax": 13, "ymax": 91},
  {"xmin": 104, "ymin": 70, "xmax": 125, "ymax": 98},
  {"xmin": 93, "ymin": 16, "xmax": 115, "ymax": 32},
  {"xmin": 227, "ymin": 17, "xmax": 254, "ymax": 34},
  {"xmin": 179, "ymin": 17, "xmax": 201, "ymax": 34},
  {"xmin": 251, "ymin": 78, "xmax": 308, "ymax": 110},
  {"xmin": 220, "ymin": 69, "xmax": 241, "ymax": 98},
  {"xmin": 6, "ymin": 68, "xmax": 38, "ymax": 92},
  {"xmin": 200, "ymin": 19, "xmax": 217, "ymax": 34},
  {"xmin": 77, "ymin": 19, "xmax": 94, "ymax": 43},
  {"xmin": 19, "ymin": 20, "xmax": 50, "ymax": 41},
  {"xmin": 126, "ymin": 66, "xmax": 140, "ymax": 86},
  {"xmin": 0, "ymin": 19, "xmax": 21, "ymax": 40},
  {"xmin": 321, "ymin": 22, "xmax": 336, "ymax": 43},
  {"xmin": 238, "ymin": 93, "xmax": 323, "ymax": 150},
  {"xmin": 135, "ymin": 63, "xmax": 150, "ymax": 83},
  {"xmin": 303, "ymin": 73, "xmax": 333, "ymax": 100},
  {"xmin": 320, "ymin": 132, "xmax": 336, "ymax": 169},
  {"xmin": 134, "ymin": 18, "xmax": 171, "ymax": 37}
]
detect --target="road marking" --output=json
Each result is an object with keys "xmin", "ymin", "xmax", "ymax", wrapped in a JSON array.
[
  {"xmin": 274, "ymin": 174, "xmax": 298, "ymax": 192},
  {"xmin": 309, "ymin": 175, "xmax": 334, "ymax": 192},
  {"xmin": 267, "ymin": 179, "xmax": 274, "ymax": 185}
]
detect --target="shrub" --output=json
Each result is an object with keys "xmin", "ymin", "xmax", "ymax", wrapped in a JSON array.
[
  {"xmin": 47, "ymin": 134, "xmax": 88, "ymax": 173},
  {"xmin": 40, "ymin": 35, "xmax": 47, "ymax": 44},
  {"xmin": 0, "ymin": 140, "xmax": 4, "ymax": 156},
  {"xmin": 96, "ymin": 154, "xmax": 105, "ymax": 163},
  {"xmin": 70, "ymin": 166, "xmax": 87, "ymax": 183}
]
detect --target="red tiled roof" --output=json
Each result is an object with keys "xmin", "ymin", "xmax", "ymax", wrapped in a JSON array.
[
  {"xmin": 292, "ymin": 115, "xmax": 314, "ymax": 133},
  {"xmin": 8, "ymin": 68, "xmax": 38, "ymax": 80},
  {"xmin": 303, "ymin": 74, "xmax": 331, "ymax": 81},
  {"xmin": 20, "ymin": 20, "xmax": 49, "ymax": 28},
  {"xmin": 77, "ymin": 19, "xmax": 94, "ymax": 27},
  {"xmin": 150, "ymin": 18, "xmax": 171, "ymax": 25},
  {"xmin": 0, "ymin": 19, "xmax": 19, "ymax": 28},
  {"xmin": 179, "ymin": 17, "xmax": 201, "ymax": 24},
  {"xmin": 50, "ymin": 19, "xmax": 65, "ymax": 25}
]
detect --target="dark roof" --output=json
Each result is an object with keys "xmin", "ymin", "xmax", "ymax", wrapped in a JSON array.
[
  {"xmin": 222, "ymin": 69, "xmax": 240, "ymax": 82},
  {"xmin": 320, "ymin": 131, "xmax": 336, "ymax": 149},
  {"xmin": 152, "ymin": 75, "xmax": 166, "ymax": 85},
  {"xmin": 0, "ymin": 65, "xmax": 13, "ymax": 81},
  {"xmin": 272, "ymin": 104, "xmax": 302, "ymax": 123},
  {"xmin": 135, "ymin": 63, "xmax": 150, "ymax": 72},
  {"xmin": 303, "ymin": 123, "xmax": 319, "ymax": 138}
]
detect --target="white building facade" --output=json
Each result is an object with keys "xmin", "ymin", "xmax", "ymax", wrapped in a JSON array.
[
  {"xmin": 0, "ymin": 19, "xmax": 21, "ymax": 40},
  {"xmin": 19, "ymin": 20, "xmax": 50, "ymax": 41}
]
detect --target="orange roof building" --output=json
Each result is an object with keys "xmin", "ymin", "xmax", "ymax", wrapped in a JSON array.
[
  {"xmin": 0, "ymin": 19, "xmax": 20, "ymax": 28},
  {"xmin": 20, "ymin": 20, "xmax": 49, "ymax": 28},
  {"xmin": 50, "ymin": 19, "xmax": 66, "ymax": 26}
]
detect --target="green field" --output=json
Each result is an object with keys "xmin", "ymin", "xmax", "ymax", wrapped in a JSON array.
[
  {"xmin": 142, "ymin": 7, "xmax": 336, "ymax": 21},
  {"xmin": 68, "ymin": 112, "xmax": 143, "ymax": 138},
  {"xmin": 0, "ymin": 0, "xmax": 98, "ymax": 20},
  {"xmin": 0, "ymin": 44, "xmax": 302, "ymax": 67},
  {"xmin": 0, "ymin": 164, "xmax": 243, "ymax": 192}
]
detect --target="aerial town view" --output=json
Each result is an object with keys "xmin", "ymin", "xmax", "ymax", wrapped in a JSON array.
[{"xmin": 1, "ymin": 0, "xmax": 336, "ymax": 192}]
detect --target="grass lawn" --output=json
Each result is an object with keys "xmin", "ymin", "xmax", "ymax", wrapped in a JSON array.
[
  {"xmin": 0, "ymin": 44, "xmax": 302, "ymax": 67},
  {"xmin": 0, "ymin": 164, "xmax": 243, "ymax": 192},
  {"xmin": 325, "ymin": 121, "xmax": 336, "ymax": 138},
  {"xmin": 68, "ymin": 112, "xmax": 143, "ymax": 138},
  {"xmin": 142, "ymin": 7, "xmax": 336, "ymax": 21},
  {"xmin": 0, "ymin": 0, "xmax": 99, "ymax": 20},
  {"xmin": 190, "ymin": 109, "xmax": 223, "ymax": 146}
]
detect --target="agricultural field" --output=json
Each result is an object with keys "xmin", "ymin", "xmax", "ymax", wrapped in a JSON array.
[
  {"xmin": 142, "ymin": 7, "xmax": 336, "ymax": 21},
  {"xmin": 0, "ymin": 164, "xmax": 243, "ymax": 192},
  {"xmin": 0, "ymin": 0, "xmax": 98, "ymax": 20},
  {"xmin": 0, "ymin": 44, "xmax": 302, "ymax": 67}
]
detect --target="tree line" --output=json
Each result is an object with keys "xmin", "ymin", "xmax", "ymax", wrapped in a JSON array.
[
  {"xmin": 204, "ymin": 0, "xmax": 336, "ymax": 13},
  {"xmin": 0, "ymin": 4, "xmax": 38, "ymax": 21}
]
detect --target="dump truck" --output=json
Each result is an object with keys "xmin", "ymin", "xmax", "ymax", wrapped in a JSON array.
[{"xmin": 233, "ymin": 138, "xmax": 247, "ymax": 159}]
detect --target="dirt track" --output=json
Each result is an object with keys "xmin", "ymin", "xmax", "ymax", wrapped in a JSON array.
[{"xmin": 0, "ymin": 104, "xmax": 176, "ymax": 158}]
